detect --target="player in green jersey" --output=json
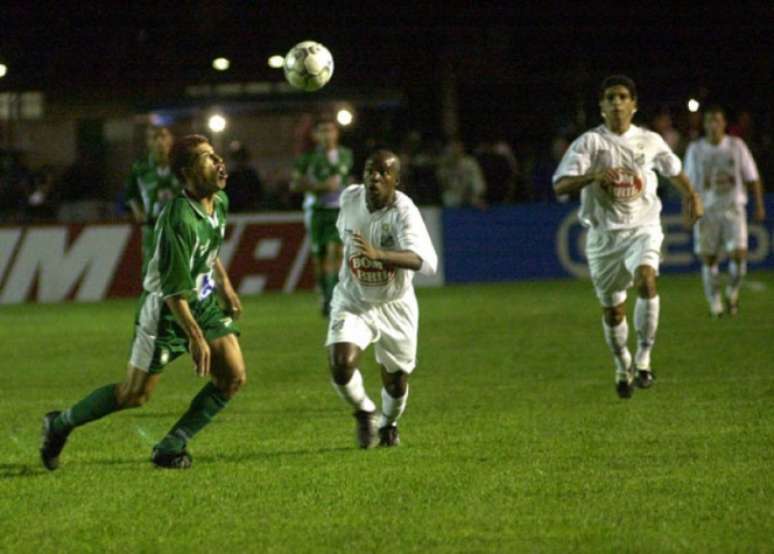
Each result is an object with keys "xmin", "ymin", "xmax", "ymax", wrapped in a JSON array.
[
  {"xmin": 125, "ymin": 126, "xmax": 182, "ymax": 273},
  {"xmin": 41, "ymin": 135, "xmax": 246, "ymax": 470},
  {"xmin": 292, "ymin": 118, "xmax": 354, "ymax": 316}
]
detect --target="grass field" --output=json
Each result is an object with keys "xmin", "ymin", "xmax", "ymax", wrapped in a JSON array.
[{"xmin": 1, "ymin": 272, "xmax": 773, "ymax": 553}]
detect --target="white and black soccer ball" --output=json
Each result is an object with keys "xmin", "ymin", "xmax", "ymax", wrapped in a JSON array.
[{"xmin": 283, "ymin": 41, "xmax": 334, "ymax": 92}]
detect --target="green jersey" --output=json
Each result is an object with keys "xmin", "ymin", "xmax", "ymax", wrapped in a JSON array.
[
  {"xmin": 143, "ymin": 191, "xmax": 228, "ymax": 305},
  {"xmin": 125, "ymin": 155, "xmax": 182, "ymax": 223},
  {"xmin": 294, "ymin": 146, "xmax": 354, "ymax": 211}
]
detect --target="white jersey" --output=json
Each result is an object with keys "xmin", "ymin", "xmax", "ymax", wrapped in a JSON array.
[
  {"xmin": 336, "ymin": 184, "xmax": 438, "ymax": 305},
  {"xmin": 683, "ymin": 136, "xmax": 759, "ymax": 212},
  {"xmin": 553, "ymin": 124, "xmax": 682, "ymax": 230}
]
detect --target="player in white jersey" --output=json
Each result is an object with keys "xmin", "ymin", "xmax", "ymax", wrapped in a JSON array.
[
  {"xmin": 326, "ymin": 150, "xmax": 438, "ymax": 448},
  {"xmin": 684, "ymin": 105, "xmax": 766, "ymax": 317},
  {"xmin": 553, "ymin": 75, "xmax": 703, "ymax": 399}
]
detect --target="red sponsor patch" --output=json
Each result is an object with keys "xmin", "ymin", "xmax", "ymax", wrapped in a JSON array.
[
  {"xmin": 348, "ymin": 254, "xmax": 395, "ymax": 286},
  {"xmin": 609, "ymin": 170, "xmax": 644, "ymax": 202}
]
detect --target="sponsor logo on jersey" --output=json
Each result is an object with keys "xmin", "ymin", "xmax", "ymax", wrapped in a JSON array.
[
  {"xmin": 607, "ymin": 168, "xmax": 644, "ymax": 203},
  {"xmin": 348, "ymin": 254, "xmax": 396, "ymax": 286}
]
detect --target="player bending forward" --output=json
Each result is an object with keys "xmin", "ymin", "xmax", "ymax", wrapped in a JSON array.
[
  {"xmin": 40, "ymin": 135, "xmax": 246, "ymax": 469},
  {"xmin": 684, "ymin": 105, "xmax": 766, "ymax": 317},
  {"xmin": 327, "ymin": 149, "xmax": 437, "ymax": 447},
  {"xmin": 553, "ymin": 75, "xmax": 703, "ymax": 399}
]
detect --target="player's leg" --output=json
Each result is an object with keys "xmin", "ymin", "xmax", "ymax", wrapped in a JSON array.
[
  {"xmin": 329, "ymin": 342, "xmax": 379, "ymax": 448},
  {"xmin": 602, "ymin": 302, "xmax": 634, "ymax": 397},
  {"xmin": 378, "ymin": 367, "xmax": 409, "ymax": 447},
  {"xmin": 695, "ymin": 215, "xmax": 724, "ymax": 317},
  {"xmin": 373, "ymin": 294, "xmax": 418, "ymax": 445},
  {"xmin": 321, "ymin": 239, "xmax": 343, "ymax": 316},
  {"xmin": 310, "ymin": 209, "xmax": 331, "ymax": 316},
  {"xmin": 153, "ymin": 334, "xmax": 246, "ymax": 467},
  {"xmin": 41, "ymin": 365, "xmax": 160, "ymax": 470},
  {"xmin": 724, "ymin": 211, "xmax": 748, "ymax": 315},
  {"xmin": 632, "ymin": 265, "xmax": 659, "ymax": 388}
]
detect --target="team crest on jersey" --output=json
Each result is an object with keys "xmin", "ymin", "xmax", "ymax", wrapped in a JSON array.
[
  {"xmin": 348, "ymin": 254, "xmax": 396, "ymax": 287},
  {"xmin": 634, "ymin": 153, "xmax": 645, "ymax": 167},
  {"xmin": 380, "ymin": 223, "xmax": 395, "ymax": 248},
  {"xmin": 607, "ymin": 168, "xmax": 644, "ymax": 203}
]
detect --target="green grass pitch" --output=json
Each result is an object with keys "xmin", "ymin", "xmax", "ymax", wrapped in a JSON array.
[{"xmin": 1, "ymin": 272, "xmax": 772, "ymax": 553}]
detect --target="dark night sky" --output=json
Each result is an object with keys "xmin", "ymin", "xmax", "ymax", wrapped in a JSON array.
[{"xmin": 1, "ymin": 3, "xmax": 772, "ymax": 143}]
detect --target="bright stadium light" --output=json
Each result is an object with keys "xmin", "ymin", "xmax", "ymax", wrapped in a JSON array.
[
  {"xmin": 336, "ymin": 108, "xmax": 353, "ymax": 126},
  {"xmin": 212, "ymin": 57, "xmax": 230, "ymax": 71},
  {"xmin": 687, "ymin": 98, "xmax": 700, "ymax": 113},
  {"xmin": 268, "ymin": 55, "xmax": 284, "ymax": 68},
  {"xmin": 208, "ymin": 114, "xmax": 227, "ymax": 133},
  {"xmin": 0, "ymin": 64, "xmax": 7, "ymax": 78}
]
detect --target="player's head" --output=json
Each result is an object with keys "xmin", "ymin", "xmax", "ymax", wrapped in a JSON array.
[
  {"xmin": 703, "ymin": 105, "xmax": 727, "ymax": 141},
  {"xmin": 364, "ymin": 149, "xmax": 400, "ymax": 211},
  {"xmin": 146, "ymin": 126, "xmax": 174, "ymax": 163},
  {"xmin": 599, "ymin": 75, "xmax": 638, "ymax": 132},
  {"xmin": 171, "ymin": 134, "xmax": 228, "ymax": 195},
  {"xmin": 314, "ymin": 117, "xmax": 339, "ymax": 149}
]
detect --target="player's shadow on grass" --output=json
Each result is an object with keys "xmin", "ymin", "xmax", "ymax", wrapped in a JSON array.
[{"xmin": 0, "ymin": 463, "xmax": 48, "ymax": 480}]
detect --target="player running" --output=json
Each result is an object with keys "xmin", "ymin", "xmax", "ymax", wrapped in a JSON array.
[
  {"xmin": 40, "ymin": 135, "xmax": 246, "ymax": 470},
  {"xmin": 125, "ymin": 126, "xmax": 182, "ymax": 274},
  {"xmin": 327, "ymin": 149, "xmax": 437, "ymax": 448},
  {"xmin": 684, "ymin": 105, "xmax": 766, "ymax": 317},
  {"xmin": 292, "ymin": 118, "xmax": 354, "ymax": 317},
  {"xmin": 553, "ymin": 75, "xmax": 703, "ymax": 399}
]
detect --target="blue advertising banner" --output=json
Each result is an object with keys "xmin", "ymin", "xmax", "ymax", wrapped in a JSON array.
[{"xmin": 443, "ymin": 196, "xmax": 774, "ymax": 283}]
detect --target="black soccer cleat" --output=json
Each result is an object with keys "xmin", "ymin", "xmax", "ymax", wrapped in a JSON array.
[
  {"xmin": 40, "ymin": 411, "xmax": 70, "ymax": 471},
  {"xmin": 615, "ymin": 369, "xmax": 635, "ymax": 399},
  {"xmin": 378, "ymin": 425, "xmax": 400, "ymax": 447},
  {"xmin": 635, "ymin": 369, "xmax": 654, "ymax": 389},
  {"xmin": 353, "ymin": 410, "xmax": 378, "ymax": 449},
  {"xmin": 151, "ymin": 448, "xmax": 193, "ymax": 469}
]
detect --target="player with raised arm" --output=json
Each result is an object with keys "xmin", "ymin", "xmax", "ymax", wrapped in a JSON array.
[
  {"xmin": 326, "ymin": 149, "xmax": 437, "ymax": 448},
  {"xmin": 40, "ymin": 135, "xmax": 246, "ymax": 470},
  {"xmin": 684, "ymin": 105, "xmax": 766, "ymax": 317},
  {"xmin": 292, "ymin": 118, "xmax": 354, "ymax": 317},
  {"xmin": 553, "ymin": 75, "xmax": 703, "ymax": 399},
  {"xmin": 125, "ymin": 126, "xmax": 182, "ymax": 274}
]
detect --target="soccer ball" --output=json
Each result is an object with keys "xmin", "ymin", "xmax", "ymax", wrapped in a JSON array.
[{"xmin": 283, "ymin": 41, "xmax": 334, "ymax": 92}]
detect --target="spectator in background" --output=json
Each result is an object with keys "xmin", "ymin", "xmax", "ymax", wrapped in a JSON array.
[
  {"xmin": 652, "ymin": 109, "xmax": 684, "ymax": 155},
  {"xmin": 436, "ymin": 139, "xmax": 487, "ymax": 209},
  {"xmin": 57, "ymin": 151, "xmax": 109, "ymax": 222},
  {"xmin": 532, "ymin": 134, "xmax": 571, "ymax": 203},
  {"xmin": 226, "ymin": 143, "xmax": 263, "ymax": 212},
  {"xmin": 25, "ymin": 165, "xmax": 58, "ymax": 222},
  {"xmin": 0, "ymin": 150, "xmax": 33, "ymax": 222},
  {"xmin": 475, "ymin": 140, "xmax": 522, "ymax": 204},
  {"xmin": 407, "ymin": 136, "xmax": 443, "ymax": 206}
]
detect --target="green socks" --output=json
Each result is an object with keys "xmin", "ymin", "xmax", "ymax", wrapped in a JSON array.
[
  {"xmin": 154, "ymin": 382, "xmax": 229, "ymax": 454},
  {"xmin": 52, "ymin": 384, "xmax": 119, "ymax": 434}
]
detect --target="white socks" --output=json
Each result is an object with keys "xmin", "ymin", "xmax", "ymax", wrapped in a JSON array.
[
  {"xmin": 701, "ymin": 264, "xmax": 723, "ymax": 314},
  {"xmin": 634, "ymin": 296, "xmax": 660, "ymax": 370},
  {"xmin": 332, "ymin": 370, "xmax": 376, "ymax": 413},
  {"xmin": 378, "ymin": 386, "xmax": 409, "ymax": 429},
  {"xmin": 727, "ymin": 260, "xmax": 747, "ymax": 303},
  {"xmin": 602, "ymin": 317, "xmax": 632, "ymax": 378}
]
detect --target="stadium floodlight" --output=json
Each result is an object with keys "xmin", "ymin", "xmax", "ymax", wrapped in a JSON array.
[
  {"xmin": 268, "ymin": 55, "xmax": 284, "ymax": 68},
  {"xmin": 0, "ymin": 64, "xmax": 7, "ymax": 78},
  {"xmin": 687, "ymin": 98, "xmax": 700, "ymax": 113},
  {"xmin": 208, "ymin": 114, "xmax": 227, "ymax": 133},
  {"xmin": 336, "ymin": 108, "xmax": 354, "ymax": 126},
  {"xmin": 212, "ymin": 57, "xmax": 230, "ymax": 71}
]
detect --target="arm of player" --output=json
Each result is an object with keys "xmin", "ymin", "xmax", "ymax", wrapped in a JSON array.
[
  {"xmin": 746, "ymin": 180, "xmax": 766, "ymax": 222},
  {"xmin": 352, "ymin": 232, "xmax": 423, "ymax": 271},
  {"xmin": 213, "ymin": 257, "xmax": 242, "ymax": 320},
  {"xmin": 165, "ymin": 295, "xmax": 211, "ymax": 377},
  {"xmin": 553, "ymin": 169, "xmax": 619, "ymax": 196},
  {"xmin": 668, "ymin": 173, "xmax": 703, "ymax": 226},
  {"xmin": 127, "ymin": 199, "xmax": 146, "ymax": 224}
]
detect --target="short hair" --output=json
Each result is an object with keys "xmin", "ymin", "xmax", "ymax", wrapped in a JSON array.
[
  {"xmin": 367, "ymin": 148, "xmax": 401, "ymax": 174},
  {"xmin": 599, "ymin": 74, "xmax": 638, "ymax": 100},
  {"xmin": 170, "ymin": 134, "xmax": 209, "ymax": 181},
  {"xmin": 703, "ymin": 104, "xmax": 726, "ymax": 117}
]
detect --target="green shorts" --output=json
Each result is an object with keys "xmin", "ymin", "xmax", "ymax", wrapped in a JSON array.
[
  {"xmin": 309, "ymin": 208, "xmax": 342, "ymax": 257},
  {"xmin": 128, "ymin": 291, "xmax": 240, "ymax": 373}
]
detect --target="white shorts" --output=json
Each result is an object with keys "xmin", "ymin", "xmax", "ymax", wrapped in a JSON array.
[
  {"xmin": 586, "ymin": 225, "xmax": 664, "ymax": 307},
  {"xmin": 693, "ymin": 207, "xmax": 747, "ymax": 256},
  {"xmin": 325, "ymin": 287, "xmax": 419, "ymax": 374}
]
